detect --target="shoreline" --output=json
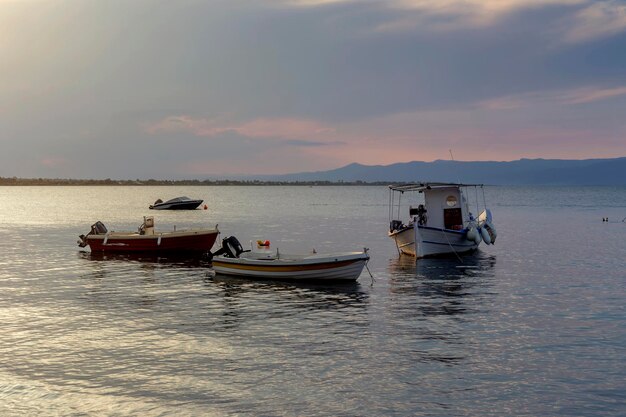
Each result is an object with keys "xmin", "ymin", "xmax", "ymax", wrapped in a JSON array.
[{"xmin": 0, "ymin": 177, "xmax": 389, "ymax": 186}]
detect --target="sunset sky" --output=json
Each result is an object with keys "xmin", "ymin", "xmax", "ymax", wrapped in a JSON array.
[{"xmin": 2, "ymin": 0, "xmax": 626, "ymax": 179}]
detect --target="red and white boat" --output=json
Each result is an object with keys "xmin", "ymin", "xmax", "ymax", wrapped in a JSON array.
[{"xmin": 78, "ymin": 216, "xmax": 219, "ymax": 254}]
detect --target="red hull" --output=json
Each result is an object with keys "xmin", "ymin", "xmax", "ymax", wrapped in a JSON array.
[{"xmin": 87, "ymin": 231, "xmax": 218, "ymax": 254}]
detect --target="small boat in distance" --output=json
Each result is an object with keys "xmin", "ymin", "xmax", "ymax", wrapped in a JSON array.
[
  {"xmin": 208, "ymin": 236, "xmax": 370, "ymax": 282},
  {"xmin": 78, "ymin": 216, "xmax": 219, "ymax": 254},
  {"xmin": 149, "ymin": 196, "xmax": 203, "ymax": 210},
  {"xmin": 388, "ymin": 182, "xmax": 497, "ymax": 258}
]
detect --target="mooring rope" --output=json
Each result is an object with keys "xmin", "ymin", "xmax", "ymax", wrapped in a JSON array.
[{"xmin": 441, "ymin": 228, "xmax": 463, "ymax": 263}]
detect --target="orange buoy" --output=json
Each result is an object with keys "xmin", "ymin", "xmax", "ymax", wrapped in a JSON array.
[{"xmin": 203, "ymin": 204, "xmax": 207, "ymax": 210}]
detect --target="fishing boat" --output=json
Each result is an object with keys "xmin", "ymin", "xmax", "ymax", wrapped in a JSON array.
[
  {"xmin": 78, "ymin": 216, "xmax": 219, "ymax": 254},
  {"xmin": 149, "ymin": 196, "xmax": 203, "ymax": 210},
  {"xmin": 208, "ymin": 236, "xmax": 370, "ymax": 282},
  {"xmin": 388, "ymin": 182, "xmax": 497, "ymax": 258}
]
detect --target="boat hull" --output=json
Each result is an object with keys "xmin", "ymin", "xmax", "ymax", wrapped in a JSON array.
[
  {"xmin": 86, "ymin": 230, "xmax": 218, "ymax": 254},
  {"xmin": 149, "ymin": 200, "xmax": 203, "ymax": 210},
  {"xmin": 211, "ymin": 252, "xmax": 369, "ymax": 282},
  {"xmin": 389, "ymin": 225, "xmax": 478, "ymax": 258}
]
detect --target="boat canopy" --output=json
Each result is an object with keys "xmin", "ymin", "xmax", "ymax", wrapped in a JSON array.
[{"xmin": 388, "ymin": 182, "xmax": 484, "ymax": 192}]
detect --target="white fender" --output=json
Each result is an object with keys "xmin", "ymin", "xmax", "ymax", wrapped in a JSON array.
[
  {"xmin": 466, "ymin": 226, "xmax": 478, "ymax": 242},
  {"xmin": 485, "ymin": 221, "xmax": 497, "ymax": 244},
  {"xmin": 480, "ymin": 226, "xmax": 491, "ymax": 245}
]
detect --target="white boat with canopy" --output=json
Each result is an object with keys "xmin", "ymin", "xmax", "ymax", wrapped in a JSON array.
[{"xmin": 388, "ymin": 182, "xmax": 497, "ymax": 258}]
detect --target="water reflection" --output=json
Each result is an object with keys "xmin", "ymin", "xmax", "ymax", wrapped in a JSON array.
[
  {"xmin": 380, "ymin": 253, "xmax": 498, "ymax": 366},
  {"xmin": 78, "ymin": 250, "xmax": 213, "ymax": 269},
  {"xmin": 206, "ymin": 276, "xmax": 369, "ymax": 330},
  {"xmin": 388, "ymin": 253, "xmax": 496, "ymax": 315},
  {"xmin": 390, "ymin": 252, "xmax": 497, "ymax": 280},
  {"xmin": 76, "ymin": 250, "xmax": 370, "ymax": 336},
  {"xmin": 76, "ymin": 251, "xmax": 213, "ymax": 315}
]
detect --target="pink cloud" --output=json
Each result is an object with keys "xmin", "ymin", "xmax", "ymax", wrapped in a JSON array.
[
  {"xmin": 147, "ymin": 104, "xmax": 626, "ymax": 177},
  {"xmin": 145, "ymin": 115, "xmax": 336, "ymax": 140},
  {"xmin": 178, "ymin": 146, "xmax": 344, "ymax": 176},
  {"xmin": 40, "ymin": 156, "xmax": 67, "ymax": 169}
]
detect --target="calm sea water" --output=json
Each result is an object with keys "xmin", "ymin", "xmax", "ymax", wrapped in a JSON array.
[{"xmin": 0, "ymin": 185, "xmax": 624, "ymax": 416}]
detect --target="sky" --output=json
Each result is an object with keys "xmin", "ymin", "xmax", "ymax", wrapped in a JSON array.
[{"xmin": 1, "ymin": 0, "xmax": 626, "ymax": 179}]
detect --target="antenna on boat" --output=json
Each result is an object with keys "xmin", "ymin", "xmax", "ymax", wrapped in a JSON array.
[{"xmin": 449, "ymin": 148, "xmax": 462, "ymax": 184}]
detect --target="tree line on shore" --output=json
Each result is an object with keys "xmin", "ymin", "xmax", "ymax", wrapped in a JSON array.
[{"xmin": 0, "ymin": 177, "xmax": 387, "ymax": 186}]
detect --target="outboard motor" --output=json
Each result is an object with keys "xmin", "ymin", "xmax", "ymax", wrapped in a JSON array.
[
  {"xmin": 390, "ymin": 220, "xmax": 404, "ymax": 232},
  {"xmin": 91, "ymin": 221, "xmax": 108, "ymax": 235},
  {"xmin": 78, "ymin": 221, "xmax": 108, "ymax": 247},
  {"xmin": 223, "ymin": 236, "xmax": 244, "ymax": 258},
  {"xmin": 209, "ymin": 236, "xmax": 245, "ymax": 259}
]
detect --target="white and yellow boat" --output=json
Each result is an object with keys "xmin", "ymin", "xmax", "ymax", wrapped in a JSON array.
[{"xmin": 208, "ymin": 237, "xmax": 369, "ymax": 282}]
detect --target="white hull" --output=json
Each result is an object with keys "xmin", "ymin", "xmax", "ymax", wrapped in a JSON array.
[
  {"xmin": 211, "ymin": 252, "xmax": 369, "ymax": 282},
  {"xmin": 389, "ymin": 225, "xmax": 478, "ymax": 258}
]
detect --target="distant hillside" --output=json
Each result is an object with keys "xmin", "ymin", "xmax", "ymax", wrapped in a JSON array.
[
  {"xmin": 258, "ymin": 157, "xmax": 626, "ymax": 185},
  {"xmin": 3, "ymin": 157, "xmax": 625, "ymax": 186}
]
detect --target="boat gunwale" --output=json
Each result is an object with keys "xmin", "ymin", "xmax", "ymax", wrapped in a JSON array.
[
  {"xmin": 211, "ymin": 257, "xmax": 367, "ymax": 273},
  {"xmin": 388, "ymin": 224, "xmax": 466, "ymax": 237},
  {"xmin": 86, "ymin": 228, "xmax": 219, "ymax": 240},
  {"xmin": 212, "ymin": 251, "xmax": 368, "ymax": 267}
]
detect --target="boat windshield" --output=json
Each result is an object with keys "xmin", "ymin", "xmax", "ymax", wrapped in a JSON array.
[{"xmin": 165, "ymin": 196, "xmax": 192, "ymax": 203}]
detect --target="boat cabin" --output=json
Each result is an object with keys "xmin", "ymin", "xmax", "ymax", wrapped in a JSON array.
[
  {"xmin": 389, "ymin": 182, "xmax": 483, "ymax": 232},
  {"xmin": 421, "ymin": 186, "xmax": 466, "ymax": 230}
]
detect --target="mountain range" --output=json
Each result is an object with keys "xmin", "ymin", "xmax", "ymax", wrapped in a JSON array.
[{"xmin": 256, "ymin": 157, "xmax": 626, "ymax": 185}]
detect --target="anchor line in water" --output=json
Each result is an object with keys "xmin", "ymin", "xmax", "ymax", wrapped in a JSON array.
[
  {"xmin": 440, "ymin": 227, "xmax": 463, "ymax": 263},
  {"xmin": 365, "ymin": 261, "xmax": 375, "ymax": 286}
]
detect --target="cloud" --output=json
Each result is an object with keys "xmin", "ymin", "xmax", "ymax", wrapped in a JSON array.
[
  {"xmin": 285, "ymin": 0, "xmax": 352, "ymax": 5},
  {"xmin": 282, "ymin": 139, "xmax": 345, "ymax": 146},
  {"xmin": 559, "ymin": 85, "xmax": 626, "ymax": 104},
  {"xmin": 478, "ymin": 85, "xmax": 626, "ymax": 109},
  {"xmin": 378, "ymin": 0, "xmax": 584, "ymax": 31},
  {"xmin": 561, "ymin": 1, "xmax": 626, "ymax": 43},
  {"xmin": 282, "ymin": 0, "xmax": 585, "ymax": 32},
  {"xmin": 146, "ymin": 116, "xmax": 337, "ymax": 141},
  {"xmin": 282, "ymin": 0, "xmax": 626, "ymax": 46},
  {"xmin": 40, "ymin": 156, "xmax": 67, "ymax": 168}
]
